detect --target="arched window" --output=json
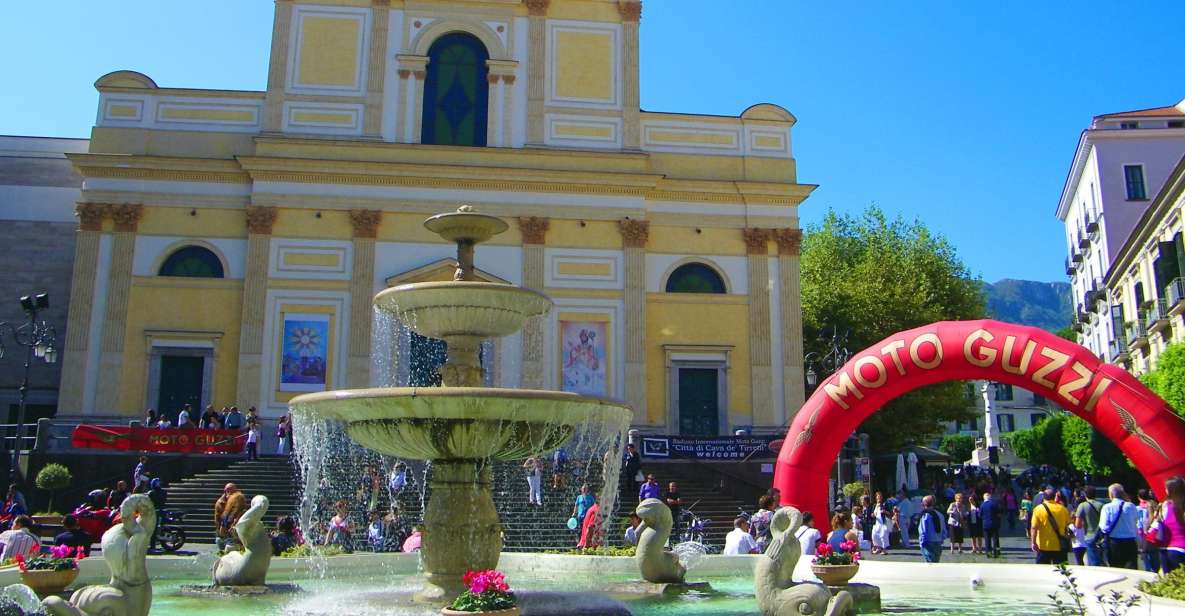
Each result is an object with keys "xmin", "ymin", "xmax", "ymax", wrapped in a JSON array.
[
  {"xmin": 158, "ymin": 246, "xmax": 224, "ymax": 278},
  {"xmin": 665, "ymin": 263, "xmax": 726, "ymax": 294},
  {"xmin": 421, "ymin": 33, "xmax": 490, "ymax": 147}
]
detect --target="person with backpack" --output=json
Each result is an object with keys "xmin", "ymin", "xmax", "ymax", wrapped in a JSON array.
[
  {"xmin": 1030, "ymin": 487, "xmax": 1071, "ymax": 564},
  {"xmin": 1096, "ymin": 483, "xmax": 1140, "ymax": 570},
  {"xmin": 917, "ymin": 495, "xmax": 947, "ymax": 563},
  {"xmin": 1075, "ymin": 486, "xmax": 1108, "ymax": 566}
]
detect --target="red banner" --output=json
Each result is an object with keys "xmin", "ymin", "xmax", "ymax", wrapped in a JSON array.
[{"xmin": 71, "ymin": 425, "xmax": 246, "ymax": 454}]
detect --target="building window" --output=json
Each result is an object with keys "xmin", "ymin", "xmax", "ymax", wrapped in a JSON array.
[
  {"xmin": 993, "ymin": 382, "xmax": 1013, "ymax": 401},
  {"xmin": 1168, "ymin": 120, "xmax": 1184, "ymax": 129},
  {"xmin": 158, "ymin": 246, "xmax": 224, "ymax": 278},
  {"xmin": 421, "ymin": 32, "xmax": 489, "ymax": 147},
  {"xmin": 996, "ymin": 413, "xmax": 1015, "ymax": 432},
  {"xmin": 665, "ymin": 263, "xmax": 727, "ymax": 294},
  {"xmin": 957, "ymin": 419, "xmax": 977, "ymax": 432},
  {"xmin": 1032, "ymin": 393, "xmax": 1045, "ymax": 407},
  {"xmin": 1124, "ymin": 165, "xmax": 1147, "ymax": 200},
  {"xmin": 1030, "ymin": 413, "xmax": 1046, "ymax": 428},
  {"xmin": 1119, "ymin": 121, "xmax": 1138, "ymax": 130}
]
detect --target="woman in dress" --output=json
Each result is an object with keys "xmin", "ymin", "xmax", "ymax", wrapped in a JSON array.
[
  {"xmin": 571, "ymin": 484, "xmax": 595, "ymax": 545},
  {"xmin": 946, "ymin": 492, "xmax": 967, "ymax": 554},
  {"xmin": 871, "ymin": 493, "xmax": 893, "ymax": 555},
  {"xmin": 967, "ymin": 493, "xmax": 984, "ymax": 555}
]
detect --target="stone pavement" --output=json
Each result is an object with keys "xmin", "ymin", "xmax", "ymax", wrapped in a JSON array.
[{"xmin": 860, "ymin": 531, "xmax": 1052, "ymax": 565}]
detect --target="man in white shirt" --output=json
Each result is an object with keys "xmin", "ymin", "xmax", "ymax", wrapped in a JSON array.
[
  {"xmin": 794, "ymin": 511, "xmax": 823, "ymax": 558},
  {"xmin": 623, "ymin": 512, "xmax": 641, "ymax": 546},
  {"xmin": 723, "ymin": 517, "xmax": 759, "ymax": 555},
  {"xmin": 177, "ymin": 405, "xmax": 191, "ymax": 428},
  {"xmin": 0, "ymin": 516, "xmax": 41, "ymax": 561}
]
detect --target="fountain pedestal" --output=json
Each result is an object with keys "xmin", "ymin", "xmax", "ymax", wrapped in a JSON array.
[{"xmin": 418, "ymin": 461, "xmax": 502, "ymax": 603}]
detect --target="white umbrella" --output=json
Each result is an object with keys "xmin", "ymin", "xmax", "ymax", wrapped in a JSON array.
[
  {"xmin": 907, "ymin": 451, "xmax": 920, "ymax": 492},
  {"xmin": 895, "ymin": 453, "xmax": 907, "ymax": 495}
]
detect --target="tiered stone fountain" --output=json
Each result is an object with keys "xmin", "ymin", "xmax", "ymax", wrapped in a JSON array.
[{"xmin": 291, "ymin": 206, "xmax": 633, "ymax": 602}]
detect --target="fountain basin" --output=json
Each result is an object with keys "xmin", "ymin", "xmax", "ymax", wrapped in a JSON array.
[
  {"xmin": 290, "ymin": 388, "xmax": 632, "ymax": 461},
  {"xmin": 375, "ymin": 282, "xmax": 552, "ymax": 341}
]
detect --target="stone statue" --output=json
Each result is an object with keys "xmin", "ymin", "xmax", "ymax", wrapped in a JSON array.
[
  {"xmin": 755, "ymin": 507, "xmax": 853, "ymax": 616},
  {"xmin": 213, "ymin": 495, "xmax": 272, "ymax": 586},
  {"xmin": 42, "ymin": 494, "xmax": 156, "ymax": 616},
  {"xmin": 634, "ymin": 498, "xmax": 686, "ymax": 584}
]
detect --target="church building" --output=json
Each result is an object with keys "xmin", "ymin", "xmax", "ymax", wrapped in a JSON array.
[{"xmin": 59, "ymin": 0, "xmax": 813, "ymax": 436}]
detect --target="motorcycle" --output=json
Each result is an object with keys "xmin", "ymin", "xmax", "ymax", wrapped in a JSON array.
[{"xmin": 154, "ymin": 509, "xmax": 187, "ymax": 552}]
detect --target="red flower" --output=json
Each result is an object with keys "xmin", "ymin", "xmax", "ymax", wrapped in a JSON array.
[
  {"xmin": 840, "ymin": 540, "xmax": 857, "ymax": 552},
  {"xmin": 13, "ymin": 554, "xmax": 26, "ymax": 573},
  {"xmin": 815, "ymin": 543, "xmax": 832, "ymax": 556}
]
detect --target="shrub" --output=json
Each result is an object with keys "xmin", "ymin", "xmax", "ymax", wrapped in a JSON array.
[
  {"xmin": 34, "ymin": 463, "xmax": 72, "ymax": 512},
  {"xmin": 279, "ymin": 544, "xmax": 346, "ymax": 558},
  {"xmin": 1139, "ymin": 566, "xmax": 1185, "ymax": 602},
  {"xmin": 841, "ymin": 482, "xmax": 866, "ymax": 503},
  {"xmin": 543, "ymin": 546, "xmax": 636, "ymax": 557},
  {"xmin": 939, "ymin": 434, "xmax": 976, "ymax": 464}
]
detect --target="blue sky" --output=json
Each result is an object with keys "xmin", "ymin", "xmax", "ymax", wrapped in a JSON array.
[{"xmin": 3, "ymin": 1, "xmax": 1183, "ymax": 283}]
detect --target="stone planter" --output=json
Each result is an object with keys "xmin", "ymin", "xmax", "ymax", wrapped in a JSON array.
[
  {"xmin": 440, "ymin": 608, "xmax": 520, "ymax": 616},
  {"xmin": 811, "ymin": 563, "xmax": 859, "ymax": 586},
  {"xmin": 20, "ymin": 568, "xmax": 79, "ymax": 597}
]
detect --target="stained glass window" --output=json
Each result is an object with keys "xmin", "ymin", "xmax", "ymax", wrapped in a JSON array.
[
  {"xmin": 665, "ymin": 263, "xmax": 726, "ymax": 294},
  {"xmin": 158, "ymin": 246, "xmax": 224, "ymax": 278},
  {"xmin": 422, "ymin": 33, "xmax": 489, "ymax": 147}
]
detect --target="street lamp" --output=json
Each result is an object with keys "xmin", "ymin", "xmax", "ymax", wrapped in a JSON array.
[
  {"xmin": 803, "ymin": 327, "xmax": 851, "ymax": 390},
  {"xmin": 0, "ymin": 293, "xmax": 57, "ymax": 479}
]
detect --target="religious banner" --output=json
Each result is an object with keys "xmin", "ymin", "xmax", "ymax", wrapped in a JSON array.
[
  {"xmin": 71, "ymin": 425, "xmax": 246, "ymax": 454},
  {"xmin": 640, "ymin": 435, "xmax": 778, "ymax": 460},
  {"xmin": 280, "ymin": 313, "xmax": 329, "ymax": 392},
  {"xmin": 560, "ymin": 320, "xmax": 608, "ymax": 396}
]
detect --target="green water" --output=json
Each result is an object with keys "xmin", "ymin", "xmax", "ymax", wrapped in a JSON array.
[{"xmin": 146, "ymin": 575, "xmax": 1052, "ymax": 615}]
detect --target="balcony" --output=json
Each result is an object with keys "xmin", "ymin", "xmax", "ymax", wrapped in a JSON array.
[
  {"xmin": 1072, "ymin": 251, "xmax": 1084, "ymax": 264},
  {"xmin": 1065, "ymin": 257, "xmax": 1074, "ymax": 276},
  {"xmin": 1167, "ymin": 278, "xmax": 1185, "ymax": 316},
  {"xmin": 1147, "ymin": 298, "xmax": 1172, "ymax": 334},
  {"xmin": 1109, "ymin": 336, "xmax": 1130, "ymax": 363},
  {"xmin": 1086, "ymin": 220, "xmax": 1100, "ymax": 235},
  {"xmin": 1078, "ymin": 236, "xmax": 1090, "ymax": 249},
  {"xmin": 1127, "ymin": 321, "xmax": 1149, "ymax": 350}
]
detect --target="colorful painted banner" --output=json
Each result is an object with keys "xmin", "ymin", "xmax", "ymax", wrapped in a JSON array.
[
  {"xmin": 640, "ymin": 435, "xmax": 778, "ymax": 460},
  {"xmin": 280, "ymin": 314, "xmax": 329, "ymax": 392},
  {"xmin": 70, "ymin": 425, "xmax": 246, "ymax": 454},
  {"xmin": 560, "ymin": 320, "xmax": 607, "ymax": 396}
]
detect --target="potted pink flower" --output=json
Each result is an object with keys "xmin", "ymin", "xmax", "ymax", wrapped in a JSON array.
[
  {"xmin": 441, "ymin": 569, "xmax": 519, "ymax": 616},
  {"xmin": 810, "ymin": 540, "xmax": 860, "ymax": 586},
  {"xmin": 16, "ymin": 545, "xmax": 85, "ymax": 597}
]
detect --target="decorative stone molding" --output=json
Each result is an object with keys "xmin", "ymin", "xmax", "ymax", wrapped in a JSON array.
[
  {"xmin": 742, "ymin": 228, "xmax": 772, "ymax": 255},
  {"xmin": 488, "ymin": 74, "xmax": 501, "ymax": 85},
  {"xmin": 775, "ymin": 228, "xmax": 803, "ymax": 256},
  {"xmin": 245, "ymin": 206, "xmax": 278, "ymax": 235},
  {"xmin": 398, "ymin": 69, "xmax": 411, "ymax": 80},
  {"xmin": 503, "ymin": 75, "xmax": 517, "ymax": 85},
  {"xmin": 525, "ymin": 0, "xmax": 550, "ymax": 16},
  {"xmin": 76, "ymin": 203, "xmax": 106, "ymax": 231},
  {"xmin": 518, "ymin": 216, "xmax": 550, "ymax": 245},
  {"xmin": 618, "ymin": 219, "xmax": 650, "ymax": 248},
  {"xmin": 414, "ymin": 70, "xmax": 426, "ymax": 80},
  {"xmin": 618, "ymin": 1, "xmax": 642, "ymax": 22},
  {"xmin": 108, "ymin": 203, "xmax": 143, "ymax": 232},
  {"xmin": 350, "ymin": 209, "xmax": 383, "ymax": 238}
]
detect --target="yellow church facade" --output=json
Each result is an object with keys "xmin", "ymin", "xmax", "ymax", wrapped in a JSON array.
[{"xmin": 59, "ymin": 0, "xmax": 813, "ymax": 436}]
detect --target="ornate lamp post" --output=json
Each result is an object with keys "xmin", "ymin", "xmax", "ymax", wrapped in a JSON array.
[
  {"xmin": 803, "ymin": 328, "xmax": 852, "ymax": 506},
  {"xmin": 0, "ymin": 293, "xmax": 57, "ymax": 477}
]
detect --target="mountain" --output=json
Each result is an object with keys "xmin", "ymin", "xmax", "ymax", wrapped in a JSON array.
[{"xmin": 983, "ymin": 279, "xmax": 1071, "ymax": 332}]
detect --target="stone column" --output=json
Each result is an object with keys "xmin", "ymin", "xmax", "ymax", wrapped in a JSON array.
[
  {"xmin": 364, "ymin": 1, "xmax": 390, "ymax": 138},
  {"xmin": 94, "ymin": 204, "xmax": 143, "ymax": 413},
  {"xmin": 57, "ymin": 203, "xmax": 107, "ymax": 414},
  {"xmin": 776, "ymin": 229, "xmax": 806, "ymax": 423},
  {"xmin": 519, "ymin": 217, "xmax": 549, "ymax": 388},
  {"xmin": 263, "ymin": 0, "xmax": 295, "ymax": 132},
  {"xmin": 618, "ymin": 219, "xmax": 649, "ymax": 423},
  {"xmin": 743, "ymin": 228, "xmax": 773, "ymax": 429},
  {"xmin": 349, "ymin": 210, "xmax": 382, "ymax": 388},
  {"xmin": 396, "ymin": 55, "xmax": 430, "ymax": 144},
  {"xmin": 618, "ymin": 1, "xmax": 642, "ymax": 150},
  {"xmin": 235, "ymin": 207, "xmax": 278, "ymax": 410},
  {"xmin": 525, "ymin": 0, "xmax": 550, "ymax": 145}
]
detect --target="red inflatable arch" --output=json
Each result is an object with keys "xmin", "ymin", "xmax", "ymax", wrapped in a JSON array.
[{"xmin": 773, "ymin": 319, "xmax": 1185, "ymax": 526}]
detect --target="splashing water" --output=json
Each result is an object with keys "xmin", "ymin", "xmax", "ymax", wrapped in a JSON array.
[{"xmin": 671, "ymin": 542, "xmax": 709, "ymax": 571}]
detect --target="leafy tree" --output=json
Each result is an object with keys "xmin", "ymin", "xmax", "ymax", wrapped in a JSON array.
[
  {"xmin": 1054, "ymin": 325, "xmax": 1077, "ymax": 342},
  {"xmin": 801, "ymin": 207, "xmax": 985, "ymax": 452},
  {"xmin": 1140, "ymin": 342, "xmax": 1185, "ymax": 417},
  {"xmin": 939, "ymin": 434, "xmax": 977, "ymax": 465},
  {"xmin": 1004, "ymin": 414, "xmax": 1067, "ymax": 469},
  {"xmin": 1060, "ymin": 415, "xmax": 1131, "ymax": 477},
  {"xmin": 34, "ymin": 463, "xmax": 72, "ymax": 513}
]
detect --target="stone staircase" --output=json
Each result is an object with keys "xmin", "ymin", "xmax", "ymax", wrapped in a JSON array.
[
  {"xmin": 625, "ymin": 460, "xmax": 756, "ymax": 548},
  {"xmin": 166, "ymin": 457, "xmax": 302, "ymax": 545}
]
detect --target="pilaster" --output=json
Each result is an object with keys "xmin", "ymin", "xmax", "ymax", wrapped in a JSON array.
[
  {"xmin": 776, "ymin": 229, "xmax": 806, "ymax": 423},
  {"xmin": 519, "ymin": 216, "xmax": 549, "ymax": 388},
  {"xmin": 619, "ymin": 2, "xmax": 642, "ymax": 149},
  {"xmin": 263, "ymin": 0, "xmax": 295, "ymax": 132},
  {"xmin": 743, "ymin": 228, "xmax": 773, "ymax": 428},
  {"xmin": 236, "ymin": 206, "xmax": 278, "ymax": 410},
  {"xmin": 349, "ymin": 210, "xmax": 382, "ymax": 388},
  {"xmin": 94, "ymin": 204, "xmax": 143, "ymax": 413},
  {"xmin": 57, "ymin": 203, "xmax": 107, "ymax": 414},
  {"xmin": 364, "ymin": 3, "xmax": 390, "ymax": 138},
  {"xmin": 397, "ymin": 55, "xmax": 430, "ymax": 144},
  {"xmin": 618, "ymin": 219, "xmax": 649, "ymax": 423},
  {"xmin": 525, "ymin": 0, "xmax": 549, "ymax": 145},
  {"xmin": 486, "ymin": 61, "xmax": 518, "ymax": 148}
]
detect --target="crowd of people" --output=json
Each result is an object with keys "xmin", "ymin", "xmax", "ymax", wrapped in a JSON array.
[{"xmin": 142, "ymin": 405, "xmax": 295, "ymax": 458}]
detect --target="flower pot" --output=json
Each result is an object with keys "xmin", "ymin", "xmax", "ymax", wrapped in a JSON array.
[
  {"xmin": 811, "ymin": 563, "xmax": 859, "ymax": 586},
  {"xmin": 20, "ymin": 568, "xmax": 79, "ymax": 597},
  {"xmin": 440, "ymin": 608, "xmax": 520, "ymax": 616}
]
